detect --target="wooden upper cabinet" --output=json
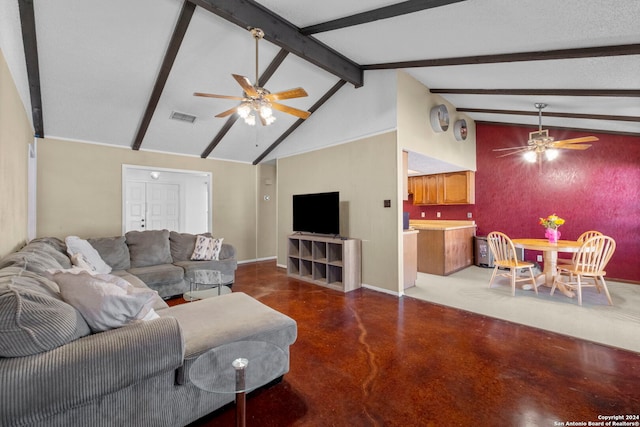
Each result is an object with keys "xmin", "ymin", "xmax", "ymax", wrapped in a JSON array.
[
  {"xmin": 423, "ymin": 174, "xmax": 442, "ymax": 205},
  {"xmin": 442, "ymin": 171, "xmax": 475, "ymax": 204},
  {"xmin": 411, "ymin": 171, "xmax": 475, "ymax": 205},
  {"xmin": 410, "ymin": 176, "xmax": 426, "ymax": 204}
]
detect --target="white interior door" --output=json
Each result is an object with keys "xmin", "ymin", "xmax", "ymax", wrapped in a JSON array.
[
  {"xmin": 125, "ymin": 182, "xmax": 146, "ymax": 231},
  {"xmin": 124, "ymin": 182, "xmax": 180, "ymax": 232},
  {"xmin": 146, "ymin": 183, "xmax": 180, "ymax": 231}
]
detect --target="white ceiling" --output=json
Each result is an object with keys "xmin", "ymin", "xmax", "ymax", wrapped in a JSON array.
[{"xmin": 1, "ymin": 0, "xmax": 639, "ymax": 167}]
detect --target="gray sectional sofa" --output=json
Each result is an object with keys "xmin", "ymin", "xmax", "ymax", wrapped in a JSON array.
[
  {"xmin": 0, "ymin": 235, "xmax": 298, "ymax": 427},
  {"xmin": 87, "ymin": 229, "xmax": 238, "ymax": 298}
]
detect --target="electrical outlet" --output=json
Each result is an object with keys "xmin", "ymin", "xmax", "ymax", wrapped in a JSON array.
[
  {"xmin": 436, "ymin": 212, "xmax": 441, "ymax": 218},
  {"xmin": 467, "ymin": 212, "xmax": 472, "ymax": 219},
  {"xmin": 421, "ymin": 212, "xmax": 425, "ymax": 218},
  {"xmin": 537, "ymin": 255, "xmax": 543, "ymax": 262}
]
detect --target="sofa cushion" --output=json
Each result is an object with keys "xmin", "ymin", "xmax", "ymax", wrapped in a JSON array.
[
  {"xmin": 169, "ymin": 231, "xmax": 211, "ymax": 262},
  {"xmin": 65, "ymin": 236, "xmax": 112, "ymax": 274},
  {"xmin": 125, "ymin": 230, "xmax": 173, "ymax": 268},
  {"xmin": 88, "ymin": 236, "xmax": 131, "ymax": 270},
  {"xmin": 0, "ymin": 270, "xmax": 91, "ymax": 357},
  {"xmin": 45, "ymin": 269, "xmax": 160, "ymax": 333},
  {"xmin": 126, "ymin": 263, "xmax": 184, "ymax": 287}
]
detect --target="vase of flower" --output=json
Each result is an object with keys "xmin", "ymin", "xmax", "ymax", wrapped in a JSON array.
[
  {"xmin": 539, "ymin": 214, "xmax": 565, "ymax": 244},
  {"xmin": 545, "ymin": 227, "xmax": 560, "ymax": 243}
]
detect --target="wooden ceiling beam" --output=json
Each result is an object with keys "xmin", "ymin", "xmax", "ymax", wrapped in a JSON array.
[
  {"xmin": 132, "ymin": 1, "xmax": 195, "ymax": 151},
  {"xmin": 457, "ymin": 107, "xmax": 640, "ymax": 122},
  {"xmin": 18, "ymin": 0, "xmax": 44, "ymax": 138},
  {"xmin": 301, "ymin": 0, "xmax": 467, "ymax": 35},
  {"xmin": 431, "ymin": 89, "xmax": 640, "ymax": 97},
  {"xmin": 477, "ymin": 121, "xmax": 640, "ymax": 137},
  {"xmin": 189, "ymin": 0, "xmax": 363, "ymax": 87},
  {"xmin": 253, "ymin": 80, "xmax": 347, "ymax": 165},
  {"xmin": 364, "ymin": 43, "xmax": 640, "ymax": 69}
]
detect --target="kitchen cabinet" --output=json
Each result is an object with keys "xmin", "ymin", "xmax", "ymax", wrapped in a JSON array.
[
  {"xmin": 413, "ymin": 221, "xmax": 476, "ymax": 276},
  {"xmin": 408, "ymin": 171, "xmax": 475, "ymax": 205}
]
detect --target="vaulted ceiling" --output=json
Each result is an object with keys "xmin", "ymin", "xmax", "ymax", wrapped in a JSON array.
[{"xmin": 2, "ymin": 0, "xmax": 639, "ymax": 167}]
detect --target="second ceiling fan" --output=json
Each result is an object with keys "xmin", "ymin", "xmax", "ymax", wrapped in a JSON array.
[
  {"xmin": 493, "ymin": 103, "xmax": 598, "ymax": 162},
  {"xmin": 194, "ymin": 27, "xmax": 311, "ymax": 126}
]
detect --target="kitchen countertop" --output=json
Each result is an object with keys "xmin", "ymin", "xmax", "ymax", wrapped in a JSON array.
[
  {"xmin": 409, "ymin": 220, "xmax": 476, "ymax": 230},
  {"xmin": 403, "ymin": 228, "xmax": 419, "ymax": 234}
]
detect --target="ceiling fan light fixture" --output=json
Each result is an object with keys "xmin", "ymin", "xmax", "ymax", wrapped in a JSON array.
[
  {"xmin": 194, "ymin": 27, "xmax": 310, "ymax": 126},
  {"xmin": 237, "ymin": 104, "xmax": 251, "ymax": 119},
  {"xmin": 545, "ymin": 148, "xmax": 559, "ymax": 161},
  {"xmin": 259, "ymin": 104, "xmax": 273, "ymax": 119},
  {"xmin": 244, "ymin": 114, "xmax": 256, "ymax": 126},
  {"xmin": 524, "ymin": 151, "xmax": 537, "ymax": 163}
]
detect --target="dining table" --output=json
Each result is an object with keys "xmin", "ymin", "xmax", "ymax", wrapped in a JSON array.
[{"xmin": 511, "ymin": 238, "xmax": 583, "ymax": 298}]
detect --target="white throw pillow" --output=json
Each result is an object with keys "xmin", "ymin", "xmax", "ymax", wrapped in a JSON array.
[
  {"xmin": 65, "ymin": 236, "xmax": 112, "ymax": 274},
  {"xmin": 45, "ymin": 269, "xmax": 159, "ymax": 332},
  {"xmin": 70, "ymin": 252, "xmax": 98, "ymax": 272},
  {"xmin": 190, "ymin": 235, "xmax": 224, "ymax": 261}
]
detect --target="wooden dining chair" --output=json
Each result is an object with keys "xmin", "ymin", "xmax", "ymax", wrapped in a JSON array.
[
  {"xmin": 486, "ymin": 231, "xmax": 538, "ymax": 296},
  {"xmin": 551, "ymin": 235, "xmax": 616, "ymax": 306},
  {"xmin": 557, "ymin": 230, "xmax": 603, "ymax": 265}
]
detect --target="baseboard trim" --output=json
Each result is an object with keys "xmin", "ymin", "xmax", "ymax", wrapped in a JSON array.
[
  {"xmin": 362, "ymin": 284, "xmax": 400, "ymax": 297},
  {"xmin": 238, "ymin": 256, "xmax": 276, "ymax": 265}
]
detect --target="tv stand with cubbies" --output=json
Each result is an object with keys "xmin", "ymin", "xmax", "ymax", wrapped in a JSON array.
[{"xmin": 287, "ymin": 234, "xmax": 361, "ymax": 292}]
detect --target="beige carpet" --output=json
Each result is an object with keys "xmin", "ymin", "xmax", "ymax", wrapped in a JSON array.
[{"xmin": 404, "ymin": 266, "xmax": 640, "ymax": 354}]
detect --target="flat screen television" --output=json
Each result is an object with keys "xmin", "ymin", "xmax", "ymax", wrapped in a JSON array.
[{"xmin": 292, "ymin": 191, "xmax": 340, "ymax": 236}]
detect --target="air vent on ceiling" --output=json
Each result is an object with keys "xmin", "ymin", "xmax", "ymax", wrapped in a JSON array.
[{"xmin": 170, "ymin": 111, "xmax": 197, "ymax": 123}]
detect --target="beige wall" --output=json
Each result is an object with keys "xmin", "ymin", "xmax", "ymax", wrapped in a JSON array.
[
  {"xmin": 277, "ymin": 132, "xmax": 399, "ymax": 292},
  {"xmin": 397, "ymin": 71, "xmax": 477, "ymax": 171},
  {"xmin": 36, "ymin": 138, "xmax": 259, "ymax": 261},
  {"xmin": 0, "ymin": 49, "xmax": 31, "ymax": 257}
]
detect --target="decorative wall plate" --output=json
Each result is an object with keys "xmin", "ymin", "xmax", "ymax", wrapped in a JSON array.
[
  {"xmin": 454, "ymin": 119, "xmax": 468, "ymax": 141},
  {"xmin": 430, "ymin": 104, "xmax": 449, "ymax": 132}
]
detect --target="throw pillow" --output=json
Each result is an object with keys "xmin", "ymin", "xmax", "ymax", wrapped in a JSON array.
[
  {"xmin": 190, "ymin": 235, "xmax": 224, "ymax": 261},
  {"xmin": 65, "ymin": 236, "xmax": 112, "ymax": 274},
  {"xmin": 45, "ymin": 269, "xmax": 160, "ymax": 333},
  {"xmin": 70, "ymin": 252, "xmax": 98, "ymax": 272}
]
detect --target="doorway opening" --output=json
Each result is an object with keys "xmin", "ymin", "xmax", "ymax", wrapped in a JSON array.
[{"xmin": 122, "ymin": 165, "xmax": 211, "ymax": 234}]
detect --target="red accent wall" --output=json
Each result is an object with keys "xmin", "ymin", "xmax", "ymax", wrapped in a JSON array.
[{"xmin": 403, "ymin": 123, "xmax": 640, "ymax": 282}]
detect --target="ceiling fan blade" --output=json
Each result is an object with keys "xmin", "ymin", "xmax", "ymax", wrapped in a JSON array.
[
  {"xmin": 232, "ymin": 74, "xmax": 259, "ymax": 97},
  {"xmin": 493, "ymin": 146, "xmax": 529, "ymax": 151},
  {"xmin": 552, "ymin": 136, "xmax": 599, "ymax": 145},
  {"xmin": 556, "ymin": 144, "xmax": 592, "ymax": 150},
  {"xmin": 215, "ymin": 106, "xmax": 239, "ymax": 118},
  {"xmin": 265, "ymin": 87, "xmax": 308, "ymax": 101},
  {"xmin": 497, "ymin": 148, "xmax": 531, "ymax": 158},
  {"xmin": 271, "ymin": 102, "xmax": 311, "ymax": 119},
  {"xmin": 194, "ymin": 92, "xmax": 245, "ymax": 101}
]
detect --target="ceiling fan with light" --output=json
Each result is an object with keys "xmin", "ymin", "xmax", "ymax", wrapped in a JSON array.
[
  {"xmin": 194, "ymin": 27, "xmax": 311, "ymax": 126},
  {"xmin": 493, "ymin": 103, "xmax": 598, "ymax": 162}
]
